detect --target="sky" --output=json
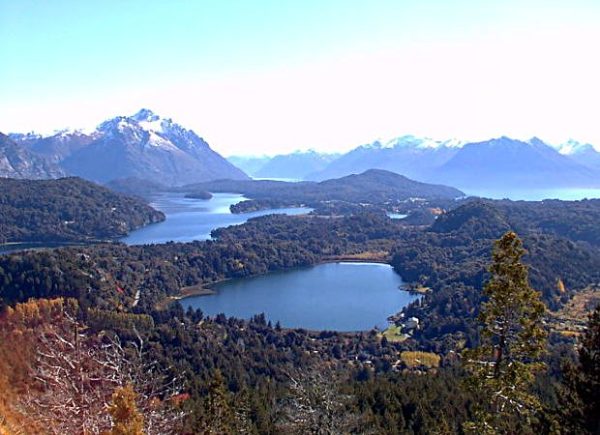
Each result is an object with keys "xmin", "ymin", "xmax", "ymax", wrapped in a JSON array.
[{"xmin": 1, "ymin": 0, "xmax": 599, "ymax": 156}]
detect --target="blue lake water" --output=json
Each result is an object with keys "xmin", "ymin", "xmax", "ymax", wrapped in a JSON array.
[
  {"xmin": 121, "ymin": 192, "xmax": 312, "ymax": 245},
  {"xmin": 180, "ymin": 262, "xmax": 418, "ymax": 331}
]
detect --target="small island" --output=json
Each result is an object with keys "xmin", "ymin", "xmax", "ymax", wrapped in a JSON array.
[{"xmin": 184, "ymin": 191, "xmax": 213, "ymax": 200}]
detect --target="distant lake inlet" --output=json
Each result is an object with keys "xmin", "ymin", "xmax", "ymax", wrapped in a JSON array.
[{"xmin": 121, "ymin": 192, "xmax": 312, "ymax": 245}]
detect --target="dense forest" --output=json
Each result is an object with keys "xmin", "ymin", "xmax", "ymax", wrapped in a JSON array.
[
  {"xmin": 392, "ymin": 200, "xmax": 600, "ymax": 352},
  {"xmin": 0, "ymin": 177, "xmax": 164, "ymax": 243},
  {"xmin": 1, "ymin": 195, "xmax": 600, "ymax": 433},
  {"xmin": 1, "ymin": 199, "xmax": 599, "ymax": 344}
]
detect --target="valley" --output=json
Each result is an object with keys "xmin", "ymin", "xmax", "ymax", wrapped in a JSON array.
[
  {"xmin": 2, "ymin": 190, "xmax": 600, "ymax": 432},
  {"xmin": 3, "ymin": 2, "xmax": 600, "ymax": 432}
]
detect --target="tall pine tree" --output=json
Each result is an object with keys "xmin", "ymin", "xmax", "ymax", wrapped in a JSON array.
[{"xmin": 463, "ymin": 231, "xmax": 547, "ymax": 434}]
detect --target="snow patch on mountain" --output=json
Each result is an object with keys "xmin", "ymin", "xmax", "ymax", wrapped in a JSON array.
[
  {"xmin": 556, "ymin": 139, "xmax": 598, "ymax": 155},
  {"xmin": 361, "ymin": 135, "xmax": 464, "ymax": 151}
]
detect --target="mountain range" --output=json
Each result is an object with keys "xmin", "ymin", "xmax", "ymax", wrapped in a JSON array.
[
  {"xmin": 557, "ymin": 139, "xmax": 600, "ymax": 171},
  {"xmin": 248, "ymin": 135, "xmax": 600, "ymax": 191},
  {"xmin": 4, "ymin": 112, "xmax": 600, "ymax": 193},
  {"xmin": 433, "ymin": 137, "xmax": 599, "ymax": 189},
  {"xmin": 5, "ymin": 109, "xmax": 248, "ymax": 185},
  {"xmin": 306, "ymin": 135, "xmax": 461, "ymax": 181}
]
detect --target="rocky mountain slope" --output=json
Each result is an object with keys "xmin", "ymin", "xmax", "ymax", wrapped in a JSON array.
[
  {"xmin": 9, "ymin": 109, "xmax": 249, "ymax": 185},
  {"xmin": 0, "ymin": 133, "xmax": 65, "ymax": 179}
]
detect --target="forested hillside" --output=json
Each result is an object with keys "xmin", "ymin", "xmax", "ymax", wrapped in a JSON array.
[
  {"xmin": 0, "ymin": 177, "xmax": 164, "ymax": 243},
  {"xmin": 1, "ymin": 199, "xmax": 599, "ymax": 433},
  {"xmin": 393, "ymin": 200, "xmax": 600, "ymax": 352}
]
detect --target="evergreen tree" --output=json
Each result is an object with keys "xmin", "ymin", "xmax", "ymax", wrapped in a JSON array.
[
  {"xmin": 204, "ymin": 369, "xmax": 235, "ymax": 434},
  {"xmin": 560, "ymin": 305, "xmax": 600, "ymax": 434},
  {"xmin": 463, "ymin": 231, "xmax": 547, "ymax": 434}
]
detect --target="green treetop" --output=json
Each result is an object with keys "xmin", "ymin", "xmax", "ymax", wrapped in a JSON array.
[{"xmin": 463, "ymin": 231, "xmax": 547, "ymax": 434}]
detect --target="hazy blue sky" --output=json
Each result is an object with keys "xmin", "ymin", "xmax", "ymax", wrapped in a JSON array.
[{"xmin": 1, "ymin": 0, "xmax": 599, "ymax": 155}]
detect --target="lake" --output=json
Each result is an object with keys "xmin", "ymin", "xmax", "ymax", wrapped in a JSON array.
[
  {"xmin": 122, "ymin": 192, "xmax": 312, "ymax": 245},
  {"xmin": 180, "ymin": 262, "xmax": 418, "ymax": 331}
]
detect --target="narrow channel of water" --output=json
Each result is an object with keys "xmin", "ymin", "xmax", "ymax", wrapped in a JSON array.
[{"xmin": 121, "ymin": 192, "xmax": 312, "ymax": 245}]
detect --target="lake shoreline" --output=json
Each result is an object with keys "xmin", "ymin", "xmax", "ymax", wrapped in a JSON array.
[
  {"xmin": 159, "ymin": 257, "xmax": 404, "ymax": 309},
  {"xmin": 175, "ymin": 262, "xmax": 417, "ymax": 332}
]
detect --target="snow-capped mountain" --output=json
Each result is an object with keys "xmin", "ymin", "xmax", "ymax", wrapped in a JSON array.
[
  {"xmin": 10, "ymin": 109, "xmax": 249, "ymax": 185},
  {"xmin": 554, "ymin": 139, "xmax": 598, "ymax": 155},
  {"xmin": 368, "ymin": 135, "xmax": 464, "ymax": 150},
  {"xmin": 12, "ymin": 129, "xmax": 97, "ymax": 164},
  {"xmin": 308, "ymin": 135, "xmax": 460, "ymax": 181},
  {"xmin": 553, "ymin": 139, "xmax": 600, "ymax": 171},
  {"xmin": 308, "ymin": 134, "xmax": 600, "ymax": 189},
  {"xmin": 433, "ymin": 137, "xmax": 599, "ymax": 189}
]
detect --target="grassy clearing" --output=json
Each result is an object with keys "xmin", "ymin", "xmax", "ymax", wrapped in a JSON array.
[
  {"xmin": 548, "ymin": 287, "xmax": 600, "ymax": 336},
  {"xmin": 400, "ymin": 351, "xmax": 441, "ymax": 369},
  {"xmin": 381, "ymin": 325, "xmax": 407, "ymax": 343}
]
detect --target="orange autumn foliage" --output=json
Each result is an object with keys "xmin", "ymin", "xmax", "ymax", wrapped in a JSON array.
[{"xmin": 0, "ymin": 298, "xmax": 78, "ymax": 434}]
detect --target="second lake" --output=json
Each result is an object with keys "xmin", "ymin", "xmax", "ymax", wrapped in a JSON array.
[{"xmin": 180, "ymin": 262, "xmax": 419, "ymax": 331}]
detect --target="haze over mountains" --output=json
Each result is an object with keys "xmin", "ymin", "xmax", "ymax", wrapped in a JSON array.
[
  {"xmin": 304, "ymin": 136, "xmax": 461, "ymax": 182},
  {"xmin": 5, "ymin": 109, "xmax": 247, "ymax": 185},
  {"xmin": 230, "ymin": 150, "xmax": 340, "ymax": 180},
  {"xmin": 434, "ymin": 137, "xmax": 599, "ymax": 189},
  {"xmin": 235, "ymin": 135, "xmax": 600, "ymax": 191},
  {"xmin": 3, "ymin": 111, "xmax": 600, "ymax": 194},
  {"xmin": 557, "ymin": 139, "xmax": 600, "ymax": 171}
]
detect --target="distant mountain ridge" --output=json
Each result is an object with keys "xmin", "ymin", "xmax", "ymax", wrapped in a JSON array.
[
  {"xmin": 307, "ymin": 135, "xmax": 460, "ymax": 181},
  {"xmin": 255, "ymin": 150, "xmax": 339, "ymax": 179},
  {"xmin": 5, "ymin": 117, "xmax": 600, "ymax": 191},
  {"xmin": 0, "ymin": 133, "xmax": 66, "ymax": 179},
  {"xmin": 433, "ymin": 137, "xmax": 599, "ymax": 189},
  {"xmin": 10, "ymin": 130, "xmax": 97, "ymax": 164},
  {"xmin": 8, "ymin": 109, "xmax": 248, "ymax": 185},
  {"xmin": 226, "ymin": 155, "xmax": 271, "ymax": 177},
  {"xmin": 228, "ymin": 150, "xmax": 339, "ymax": 179},
  {"xmin": 306, "ymin": 135, "xmax": 600, "ymax": 190},
  {"xmin": 556, "ymin": 139, "xmax": 600, "ymax": 171}
]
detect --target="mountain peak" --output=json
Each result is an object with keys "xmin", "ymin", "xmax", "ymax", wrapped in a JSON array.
[
  {"xmin": 528, "ymin": 136, "xmax": 546, "ymax": 147},
  {"xmin": 131, "ymin": 108, "xmax": 160, "ymax": 122},
  {"xmin": 558, "ymin": 139, "xmax": 598, "ymax": 155},
  {"xmin": 8, "ymin": 131, "xmax": 43, "ymax": 142}
]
